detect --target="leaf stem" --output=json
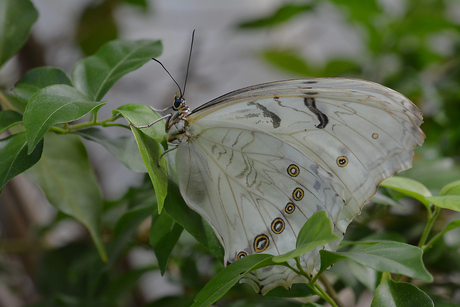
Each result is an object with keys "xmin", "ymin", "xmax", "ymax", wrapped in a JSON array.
[
  {"xmin": 294, "ymin": 258, "xmax": 339, "ymax": 307},
  {"xmin": 419, "ymin": 205, "xmax": 440, "ymax": 248},
  {"xmin": 319, "ymin": 274, "xmax": 343, "ymax": 307},
  {"xmin": 0, "ymin": 92, "xmax": 12, "ymax": 110},
  {"xmin": 49, "ymin": 114, "xmax": 130, "ymax": 133}
]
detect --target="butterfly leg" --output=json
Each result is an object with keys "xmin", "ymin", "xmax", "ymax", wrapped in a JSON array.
[
  {"xmin": 149, "ymin": 105, "xmax": 171, "ymax": 113},
  {"xmin": 158, "ymin": 145, "xmax": 179, "ymax": 166},
  {"xmin": 131, "ymin": 113, "xmax": 172, "ymax": 129}
]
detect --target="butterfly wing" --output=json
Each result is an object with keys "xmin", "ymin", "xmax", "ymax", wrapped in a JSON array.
[
  {"xmin": 176, "ymin": 120, "xmax": 346, "ymax": 293},
  {"xmin": 188, "ymin": 78, "xmax": 425, "ymax": 232},
  {"xmin": 177, "ymin": 78, "xmax": 424, "ymax": 293}
]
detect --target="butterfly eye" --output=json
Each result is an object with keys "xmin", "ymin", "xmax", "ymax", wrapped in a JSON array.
[
  {"xmin": 287, "ymin": 164, "xmax": 300, "ymax": 177},
  {"xmin": 237, "ymin": 251, "xmax": 247, "ymax": 259},
  {"xmin": 285, "ymin": 203, "xmax": 296, "ymax": 214},
  {"xmin": 271, "ymin": 218, "xmax": 285, "ymax": 234},
  {"xmin": 254, "ymin": 234, "xmax": 269, "ymax": 252},
  {"xmin": 336, "ymin": 156, "xmax": 349, "ymax": 167},
  {"xmin": 292, "ymin": 188, "xmax": 304, "ymax": 201},
  {"xmin": 173, "ymin": 97, "xmax": 184, "ymax": 110}
]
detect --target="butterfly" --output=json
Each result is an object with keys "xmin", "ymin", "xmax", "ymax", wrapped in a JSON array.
[{"xmin": 145, "ymin": 77, "xmax": 425, "ymax": 294}]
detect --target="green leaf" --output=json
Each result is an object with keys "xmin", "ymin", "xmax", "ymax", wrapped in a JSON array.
[
  {"xmin": 0, "ymin": 90, "xmax": 27, "ymax": 113},
  {"xmin": 0, "ymin": 110, "xmax": 23, "ymax": 134},
  {"xmin": 76, "ymin": 1, "xmax": 118, "ymax": 56},
  {"xmin": 72, "ymin": 39, "xmax": 162, "ymax": 101},
  {"xmin": 0, "ymin": 0, "xmax": 38, "ymax": 67},
  {"xmin": 164, "ymin": 179, "xmax": 225, "ymax": 263},
  {"xmin": 105, "ymin": 204, "xmax": 154, "ymax": 266},
  {"xmin": 262, "ymin": 49, "xmax": 311, "ymax": 76},
  {"xmin": 440, "ymin": 180, "xmax": 460, "ymax": 196},
  {"xmin": 264, "ymin": 283, "xmax": 315, "ymax": 298},
  {"xmin": 371, "ymin": 273, "xmax": 434, "ymax": 307},
  {"xmin": 150, "ymin": 209, "xmax": 184, "ymax": 275},
  {"xmin": 238, "ymin": 4, "xmax": 313, "ymax": 28},
  {"xmin": 327, "ymin": 242, "xmax": 433, "ymax": 282},
  {"xmin": 116, "ymin": 104, "xmax": 167, "ymax": 145},
  {"xmin": 425, "ymin": 195, "xmax": 460, "ymax": 212},
  {"xmin": 23, "ymin": 84, "xmax": 105, "ymax": 154},
  {"xmin": 0, "ymin": 132, "xmax": 43, "ymax": 191},
  {"xmin": 192, "ymin": 254, "xmax": 278, "ymax": 307},
  {"xmin": 12, "ymin": 67, "xmax": 72, "ymax": 103},
  {"xmin": 317, "ymin": 249, "xmax": 348, "ymax": 278},
  {"xmin": 272, "ymin": 211, "xmax": 339, "ymax": 263},
  {"xmin": 437, "ymin": 220, "xmax": 460, "ymax": 239},
  {"xmin": 76, "ymin": 127, "xmax": 146, "ymax": 173},
  {"xmin": 380, "ymin": 177, "xmax": 432, "ymax": 209},
  {"xmin": 27, "ymin": 133, "xmax": 106, "ymax": 261},
  {"xmin": 130, "ymin": 127, "xmax": 168, "ymax": 213},
  {"xmin": 104, "ymin": 265, "xmax": 157, "ymax": 300}
]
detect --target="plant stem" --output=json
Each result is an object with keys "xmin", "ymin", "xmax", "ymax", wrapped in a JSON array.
[
  {"xmin": 0, "ymin": 91, "xmax": 16, "ymax": 110},
  {"xmin": 314, "ymin": 281, "xmax": 339, "ymax": 307},
  {"xmin": 294, "ymin": 258, "xmax": 340, "ymax": 307},
  {"xmin": 418, "ymin": 205, "xmax": 441, "ymax": 248},
  {"xmin": 319, "ymin": 274, "xmax": 343, "ymax": 307},
  {"xmin": 49, "ymin": 115, "xmax": 130, "ymax": 133}
]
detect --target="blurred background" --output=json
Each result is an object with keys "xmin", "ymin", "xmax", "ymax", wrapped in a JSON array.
[{"xmin": 1, "ymin": 0, "xmax": 460, "ymax": 306}]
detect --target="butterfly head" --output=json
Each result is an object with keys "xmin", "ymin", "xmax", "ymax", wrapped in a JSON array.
[{"xmin": 172, "ymin": 94, "xmax": 188, "ymax": 112}]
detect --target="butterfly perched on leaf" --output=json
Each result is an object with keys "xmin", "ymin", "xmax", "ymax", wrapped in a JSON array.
[{"xmin": 136, "ymin": 76, "xmax": 424, "ymax": 294}]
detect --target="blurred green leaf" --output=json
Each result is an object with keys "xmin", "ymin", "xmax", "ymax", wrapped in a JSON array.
[
  {"xmin": 0, "ymin": 132, "xmax": 43, "ymax": 191},
  {"xmin": 150, "ymin": 208, "xmax": 183, "ymax": 275},
  {"xmin": 104, "ymin": 265, "xmax": 157, "ymax": 301},
  {"xmin": 228, "ymin": 297, "xmax": 303, "ymax": 307},
  {"xmin": 76, "ymin": 1, "xmax": 118, "ymax": 56},
  {"xmin": 264, "ymin": 283, "xmax": 315, "ymax": 298},
  {"xmin": 425, "ymin": 195, "xmax": 460, "ymax": 212},
  {"xmin": 440, "ymin": 180, "xmax": 460, "ymax": 196},
  {"xmin": 72, "ymin": 39, "xmax": 162, "ymax": 101},
  {"xmin": 0, "ymin": 110, "xmax": 23, "ymax": 134},
  {"xmin": 192, "ymin": 254, "xmax": 279, "ymax": 307},
  {"xmin": 34, "ymin": 242, "xmax": 95, "ymax": 297},
  {"xmin": 76, "ymin": 127, "xmax": 146, "ymax": 173},
  {"xmin": 164, "ymin": 179, "xmax": 225, "ymax": 263},
  {"xmin": 130, "ymin": 127, "xmax": 167, "ymax": 213},
  {"xmin": 121, "ymin": 0, "xmax": 148, "ymax": 9},
  {"xmin": 13, "ymin": 67, "xmax": 72, "ymax": 103},
  {"xmin": 273, "ymin": 211, "xmax": 339, "ymax": 263},
  {"xmin": 371, "ymin": 273, "xmax": 434, "ymax": 307},
  {"xmin": 108, "ymin": 204, "xmax": 154, "ymax": 262},
  {"xmin": 0, "ymin": 90, "xmax": 27, "ymax": 113},
  {"xmin": 329, "ymin": 0, "xmax": 381, "ymax": 25},
  {"xmin": 238, "ymin": 4, "xmax": 312, "ymax": 28},
  {"xmin": 27, "ymin": 133, "xmax": 106, "ymax": 261},
  {"xmin": 145, "ymin": 296, "xmax": 194, "ymax": 307},
  {"xmin": 262, "ymin": 49, "xmax": 311, "ymax": 76},
  {"xmin": 381, "ymin": 176, "xmax": 432, "ymax": 209},
  {"xmin": 23, "ymin": 84, "xmax": 104, "ymax": 154},
  {"xmin": 0, "ymin": 0, "xmax": 38, "ymax": 67},
  {"xmin": 321, "ymin": 58, "xmax": 362, "ymax": 77}
]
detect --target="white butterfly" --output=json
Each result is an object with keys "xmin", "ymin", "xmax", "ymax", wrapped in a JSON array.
[{"xmin": 155, "ymin": 78, "xmax": 425, "ymax": 294}]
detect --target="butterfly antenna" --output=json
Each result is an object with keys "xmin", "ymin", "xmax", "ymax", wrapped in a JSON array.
[
  {"xmin": 181, "ymin": 29, "xmax": 195, "ymax": 99},
  {"xmin": 151, "ymin": 57, "xmax": 183, "ymax": 98}
]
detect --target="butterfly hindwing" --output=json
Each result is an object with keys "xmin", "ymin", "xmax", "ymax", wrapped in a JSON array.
[{"xmin": 176, "ymin": 120, "xmax": 346, "ymax": 292}]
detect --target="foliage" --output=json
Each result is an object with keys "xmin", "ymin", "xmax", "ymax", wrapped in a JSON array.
[{"xmin": 1, "ymin": 0, "xmax": 460, "ymax": 306}]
